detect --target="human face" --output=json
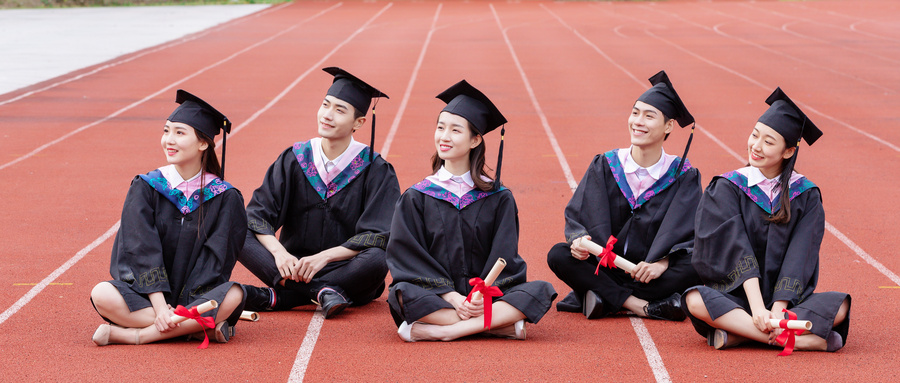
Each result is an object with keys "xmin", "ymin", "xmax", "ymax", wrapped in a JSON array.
[
  {"xmin": 317, "ymin": 95, "xmax": 364, "ymax": 141},
  {"xmin": 628, "ymin": 101, "xmax": 674, "ymax": 148},
  {"xmin": 161, "ymin": 121, "xmax": 207, "ymax": 169},
  {"xmin": 435, "ymin": 112, "xmax": 482, "ymax": 167},
  {"xmin": 748, "ymin": 122, "xmax": 795, "ymax": 179}
]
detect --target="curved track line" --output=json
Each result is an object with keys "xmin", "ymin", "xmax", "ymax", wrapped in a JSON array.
[
  {"xmin": 280, "ymin": 4, "xmax": 395, "ymax": 380},
  {"xmin": 542, "ymin": 4, "xmax": 900, "ymax": 290},
  {"xmin": 380, "ymin": 3, "xmax": 442, "ymax": 157},
  {"xmin": 0, "ymin": 2, "xmax": 343, "ymax": 173},
  {"xmin": 642, "ymin": 28, "xmax": 900, "ymax": 153},
  {"xmin": 0, "ymin": 3, "xmax": 290, "ymax": 107},
  {"xmin": 0, "ymin": 222, "xmax": 119, "ymax": 326},
  {"xmin": 774, "ymin": 2, "xmax": 900, "ymax": 44},
  {"xmin": 492, "ymin": 4, "xmax": 669, "ymax": 382}
]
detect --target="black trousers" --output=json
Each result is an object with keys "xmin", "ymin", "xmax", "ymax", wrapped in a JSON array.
[
  {"xmin": 238, "ymin": 231, "xmax": 387, "ymax": 308},
  {"xmin": 546, "ymin": 242, "xmax": 700, "ymax": 311}
]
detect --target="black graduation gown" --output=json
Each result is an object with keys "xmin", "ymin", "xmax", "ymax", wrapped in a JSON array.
[
  {"xmin": 386, "ymin": 180, "xmax": 557, "ymax": 326},
  {"xmin": 104, "ymin": 171, "xmax": 247, "ymax": 324},
  {"xmin": 686, "ymin": 170, "xmax": 850, "ymax": 340},
  {"xmin": 547, "ymin": 150, "xmax": 702, "ymax": 309},
  {"xmin": 246, "ymin": 141, "xmax": 401, "ymax": 257}
]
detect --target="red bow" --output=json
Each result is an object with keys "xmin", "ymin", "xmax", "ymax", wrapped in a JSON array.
[
  {"xmin": 594, "ymin": 236, "xmax": 619, "ymax": 275},
  {"xmin": 775, "ymin": 309, "xmax": 800, "ymax": 356},
  {"xmin": 466, "ymin": 278, "xmax": 504, "ymax": 329},
  {"xmin": 174, "ymin": 305, "xmax": 216, "ymax": 349}
]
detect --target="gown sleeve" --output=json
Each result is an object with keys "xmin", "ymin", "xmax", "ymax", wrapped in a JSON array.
[
  {"xmin": 109, "ymin": 177, "xmax": 169, "ymax": 295},
  {"xmin": 189, "ymin": 189, "xmax": 248, "ymax": 293},
  {"xmin": 692, "ymin": 177, "xmax": 760, "ymax": 293},
  {"xmin": 246, "ymin": 148, "xmax": 294, "ymax": 236},
  {"xmin": 645, "ymin": 167, "xmax": 702, "ymax": 263},
  {"xmin": 483, "ymin": 191, "xmax": 528, "ymax": 290},
  {"xmin": 772, "ymin": 188, "xmax": 824, "ymax": 305},
  {"xmin": 564, "ymin": 155, "xmax": 614, "ymax": 244},
  {"xmin": 342, "ymin": 157, "xmax": 402, "ymax": 251},
  {"xmin": 386, "ymin": 190, "xmax": 456, "ymax": 296}
]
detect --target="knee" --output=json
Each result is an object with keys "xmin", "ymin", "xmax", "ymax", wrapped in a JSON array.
[
  {"xmin": 546, "ymin": 242, "xmax": 572, "ymax": 269},
  {"xmin": 683, "ymin": 290, "xmax": 708, "ymax": 319},
  {"xmin": 90, "ymin": 282, "xmax": 118, "ymax": 313},
  {"xmin": 358, "ymin": 248, "xmax": 388, "ymax": 273}
]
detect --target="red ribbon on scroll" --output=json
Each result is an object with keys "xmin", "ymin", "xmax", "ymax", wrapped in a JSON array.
[
  {"xmin": 775, "ymin": 309, "xmax": 800, "ymax": 356},
  {"xmin": 593, "ymin": 236, "xmax": 619, "ymax": 275},
  {"xmin": 466, "ymin": 278, "xmax": 504, "ymax": 329},
  {"xmin": 174, "ymin": 305, "xmax": 216, "ymax": 349}
]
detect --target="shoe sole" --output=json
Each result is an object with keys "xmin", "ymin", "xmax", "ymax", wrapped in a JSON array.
[{"xmin": 323, "ymin": 302, "xmax": 349, "ymax": 319}]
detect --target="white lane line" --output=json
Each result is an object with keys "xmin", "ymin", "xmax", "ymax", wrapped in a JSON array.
[
  {"xmin": 0, "ymin": 3, "xmax": 344, "ymax": 326},
  {"xmin": 380, "ymin": 3, "xmax": 443, "ymax": 157},
  {"xmin": 0, "ymin": 2, "xmax": 342, "ymax": 172},
  {"xmin": 284, "ymin": 4, "xmax": 394, "ymax": 382},
  {"xmin": 546, "ymin": 2, "xmax": 900, "ymax": 285},
  {"xmin": 493, "ymin": 4, "xmax": 669, "ymax": 382},
  {"xmin": 0, "ymin": 223, "xmax": 119, "ymax": 326},
  {"xmin": 0, "ymin": 3, "xmax": 290, "ymax": 107},
  {"xmin": 288, "ymin": 310, "xmax": 325, "ymax": 383}
]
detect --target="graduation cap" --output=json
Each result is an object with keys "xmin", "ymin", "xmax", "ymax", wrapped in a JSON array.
[
  {"xmin": 436, "ymin": 80, "xmax": 508, "ymax": 189},
  {"xmin": 168, "ymin": 89, "xmax": 232, "ymax": 177},
  {"xmin": 636, "ymin": 70, "xmax": 695, "ymax": 177},
  {"xmin": 758, "ymin": 87, "xmax": 822, "ymax": 147},
  {"xmin": 323, "ymin": 67, "xmax": 389, "ymax": 161}
]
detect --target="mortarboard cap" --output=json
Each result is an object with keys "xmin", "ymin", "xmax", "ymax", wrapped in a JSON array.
[
  {"xmin": 636, "ymin": 70, "xmax": 694, "ymax": 128},
  {"xmin": 168, "ymin": 89, "xmax": 232, "ymax": 178},
  {"xmin": 168, "ymin": 89, "xmax": 231, "ymax": 139},
  {"xmin": 436, "ymin": 80, "xmax": 507, "ymax": 136},
  {"xmin": 758, "ymin": 87, "xmax": 822, "ymax": 147},
  {"xmin": 323, "ymin": 67, "xmax": 389, "ymax": 114}
]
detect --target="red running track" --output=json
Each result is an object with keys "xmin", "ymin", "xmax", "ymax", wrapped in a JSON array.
[{"xmin": 0, "ymin": 1, "xmax": 898, "ymax": 381}]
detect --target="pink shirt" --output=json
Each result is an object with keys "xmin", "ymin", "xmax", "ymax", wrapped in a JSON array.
[
  {"xmin": 737, "ymin": 166, "xmax": 804, "ymax": 202},
  {"xmin": 159, "ymin": 164, "xmax": 215, "ymax": 198},
  {"xmin": 310, "ymin": 137, "xmax": 367, "ymax": 185},
  {"xmin": 425, "ymin": 166, "xmax": 476, "ymax": 197},
  {"xmin": 618, "ymin": 146, "xmax": 677, "ymax": 198}
]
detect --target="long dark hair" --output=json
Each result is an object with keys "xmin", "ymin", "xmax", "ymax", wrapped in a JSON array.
[
  {"xmin": 763, "ymin": 147, "xmax": 797, "ymax": 224},
  {"xmin": 195, "ymin": 129, "xmax": 221, "ymax": 237},
  {"xmin": 430, "ymin": 119, "xmax": 494, "ymax": 192}
]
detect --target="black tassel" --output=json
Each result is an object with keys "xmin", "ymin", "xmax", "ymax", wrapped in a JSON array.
[
  {"xmin": 221, "ymin": 127, "xmax": 227, "ymax": 179},
  {"xmin": 675, "ymin": 124, "xmax": 694, "ymax": 178},
  {"xmin": 369, "ymin": 110, "xmax": 375, "ymax": 163},
  {"xmin": 494, "ymin": 125, "xmax": 505, "ymax": 190}
]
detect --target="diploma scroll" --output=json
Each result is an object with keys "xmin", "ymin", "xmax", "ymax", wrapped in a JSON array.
[
  {"xmin": 171, "ymin": 300, "xmax": 218, "ymax": 324},
  {"xmin": 240, "ymin": 310, "xmax": 260, "ymax": 322},
  {"xmin": 471, "ymin": 258, "xmax": 507, "ymax": 301},
  {"xmin": 769, "ymin": 319, "xmax": 812, "ymax": 331},
  {"xmin": 580, "ymin": 238, "xmax": 636, "ymax": 273}
]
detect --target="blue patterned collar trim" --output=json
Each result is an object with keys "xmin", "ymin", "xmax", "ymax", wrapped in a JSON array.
[
  {"xmin": 604, "ymin": 149, "xmax": 692, "ymax": 209},
  {"xmin": 139, "ymin": 169, "xmax": 234, "ymax": 215},
  {"xmin": 719, "ymin": 171, "xmax": 817, "ymax": 214},
  {"xmin": 293, "ymin": 140, "xmax": 377, "ymax": 200},
  {"xmin": 411, "ymin": 179, "xmax": 506, "ymax": 210}
]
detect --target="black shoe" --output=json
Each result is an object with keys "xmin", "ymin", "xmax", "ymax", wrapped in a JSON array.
[
  {"xmin": 583, "ymin": 290, "xmax": 605, "ymax": 319},
  {"xmin": 317, "ymin": 288, "xmax": 349, "ymax": 319},
  {"xmin": 556, "ymin": 291, "xmax": 582, "ymax": 313},
  {"xmin": 243, "ymin": 285, "xmax": 273, "ymax": 312},
  {"xmin": 645, "ymin": 292, "xmax": 686, "ymax": 321}
]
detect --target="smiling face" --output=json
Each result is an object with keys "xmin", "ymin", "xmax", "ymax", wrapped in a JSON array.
[
  {"xmin": 161, "ymin": 121, "xmax": 207, "ymax": 169},
  {"xmin": 628, "ymin": 101, "xmax": 675, "ymax": 148},
  {"xmin": 434, "ymin": 111, "xmax": 482, "ymax": 168},
  {"xmin": 748, "ymin": 122, "xmax": 796, "ymax": 179},
  {"xmin": 317, "ymin": 95, "xmax": 364, "ymax": 141}
]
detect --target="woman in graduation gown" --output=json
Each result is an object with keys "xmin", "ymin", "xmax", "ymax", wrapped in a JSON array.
[
  {"xmin": 683, "ymin": 88, "xmax": 850, "ymax": 352},
  {"xmin": 387, "ymin": 80, "xmax": 557, "ymax": 342},
  {"xmin": 90, "ymin": 90, "xmax": 247, "ymax": 346}
]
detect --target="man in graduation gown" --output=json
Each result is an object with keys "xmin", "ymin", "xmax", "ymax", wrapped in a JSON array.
[
  {"xmin": 239, "ymin": 68, "xmax": 401, "ymax": 318},
  {"xmin": 546, "ymin": 71, "xmax": 702, "ymax": 321}
]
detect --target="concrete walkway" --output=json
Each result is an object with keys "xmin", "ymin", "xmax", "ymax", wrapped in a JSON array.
[{"xmin": 0, "ymin": 4, "xmax": 270, "ymax": 96}]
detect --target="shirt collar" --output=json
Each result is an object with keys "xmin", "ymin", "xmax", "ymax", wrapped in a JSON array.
[
  {"xmin": 314, "ymin": 137, "xmax": 357, "ymax": 165},
  {"xmin": 619, "ymin": 146, "xmax": 669, "ymax": 180},
  {"xmin": 159, "ymin": 164, "xmax": 201, "ymax": 188},
  {"xmin": 436, "ymin": 166, "xmax": 475, "ymax": 187}
]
